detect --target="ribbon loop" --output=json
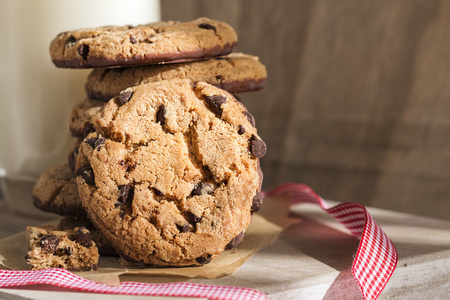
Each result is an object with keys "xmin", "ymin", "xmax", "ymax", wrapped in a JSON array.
[{"xmin": 267, "ymin": 183, "xmax": 398, "ymax": 300}]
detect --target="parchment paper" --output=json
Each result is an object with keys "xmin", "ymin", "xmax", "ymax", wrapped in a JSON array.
[{"xmin": 0, "ymin": 197, "xmax": 292, "ymax": 285}]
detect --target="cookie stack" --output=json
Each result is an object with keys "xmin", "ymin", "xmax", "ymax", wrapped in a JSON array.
[{"xmin": 29, "ymin": 18, "xmax": 267, "ymax": 270}]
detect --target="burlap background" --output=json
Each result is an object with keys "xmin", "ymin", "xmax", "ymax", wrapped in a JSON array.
[{"xmin": 162, "ymin": 0, "xmax": 450, "ymax": 220}]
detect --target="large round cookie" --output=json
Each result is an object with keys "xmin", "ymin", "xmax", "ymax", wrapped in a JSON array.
[
  {"xmin": 85, "ymin": 53, "xmax": 267, "ymax": 101},
  {"xmin": 33, "ymin": 163, "xmax": 86, "ymax": 217},
  {"xmin": 50, "ymin": 18, "xmax": 237, "ymax": 69},
  {"xmin": 75, "ymin": 79, "xmax": 266, "ymax": 266}
]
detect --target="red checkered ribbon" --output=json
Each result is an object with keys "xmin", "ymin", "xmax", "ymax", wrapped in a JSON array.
[
  {"xmin": 0, "ymin": 183, "xmax": 396, "ymax": 300},
  {"xmin": 266, "ymin": 183, "xmax": 398, "ymax": 300},
  {"xmin": 0, "ymin": 268, "xmax": 267, "ymax": 300}
]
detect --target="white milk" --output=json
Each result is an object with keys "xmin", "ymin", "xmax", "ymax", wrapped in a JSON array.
[{"xmin": 0, "ymin": 0, "xmax": 160, "ymax": 216}]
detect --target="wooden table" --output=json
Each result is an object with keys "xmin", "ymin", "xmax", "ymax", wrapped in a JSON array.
[{"xmin": 0, "ymin": 200, "xmax": 449, "ymax": 299}]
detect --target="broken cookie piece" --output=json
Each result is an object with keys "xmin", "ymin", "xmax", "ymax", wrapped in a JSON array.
[{"xmin": 26, "ymin": 225, "xmax": 99, "ymax": 271}]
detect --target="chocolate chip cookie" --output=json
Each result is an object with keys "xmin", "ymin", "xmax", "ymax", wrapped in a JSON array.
[
  {"xmin": 85, "ymin": 53, "xmax": 267, "ymax": 101},
  {"xmin": 26, "ymin": 225, "xmax": 99, "ymax": 271},
  {"xmin": 32, "ymin": 163, "xmax": 86, "ymax": 217},
  {"xmin": 75, "ymin": 79, "xmax": 266, "ymax": 266},
  {"xmin": 50, "ymin": 18, "xmax": 237, "ymax": 68}
]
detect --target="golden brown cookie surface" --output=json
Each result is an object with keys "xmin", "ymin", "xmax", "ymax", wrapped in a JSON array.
[
  {"xmin": 85, "ymin": 53, "xmax": 267, "ymax": 101},
  {"xmin": 50, "ymin": 18, "xmax": 238, "ymax": 68},
  {"xmin": 75, "ymin": 79, "xmax": 266, "ymax": 266}
]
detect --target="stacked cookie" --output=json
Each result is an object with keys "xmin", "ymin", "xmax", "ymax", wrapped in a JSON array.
[{"xmin": 30, "ymin": 18, "xmax": 267, "ymax": 269}]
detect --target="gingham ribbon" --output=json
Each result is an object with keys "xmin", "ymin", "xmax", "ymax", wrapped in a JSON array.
[
  {"xmin": 0, "ymin": 183, "xmax": 396, "ymax": 300},
  {"xmin": 0, "ymin": 268, "xmax": 267, "ymax": 300},
  {"xmin": 266, "ymin": 183, "xmax": 398, "ymax": 300}
]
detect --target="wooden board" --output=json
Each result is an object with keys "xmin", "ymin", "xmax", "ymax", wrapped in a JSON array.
[{"xmin": 1, "ymin": 201, "xmax": 449, "ymax": 299}]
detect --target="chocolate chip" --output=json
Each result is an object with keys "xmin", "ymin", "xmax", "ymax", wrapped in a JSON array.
[
  {"xmin": 120, "ymin": 159, "xmax": 136, "ymax": 172},
  {"xmin": 78, "ymin": 44, "xmax": 89, "ymax": 60},
  {"xmin": 129, "ymin": 36, "xmax": 137, "ymax": 44},
  {"xmin": 66, "ymin": 36, "xmax": 76, "ymax": 46},
  {"xmin": 72, "ymin": 227, "xmax": 93, "ymax": 248},
  {"xmin": 153, "ymin": 188, "xmax": 164, "ymax": 196},
  {"xmin": 116, "ymin": 184, "xmax": 133, "ymax": 206},
  {"xmin": 156, "ymin": 105, "xmax": 166, "ymax": 125},
  {"xmin": 39, "ymin": 235, "xmax": 59, "ymax": 254},
  {"xmin": 215, "ymin": 75, "xmax": 223, "ymax": 81},
  {"xmin": 244, "ymin": 111, "xmax": 256, "ymax": 127},
  {"xmin": 68, "ymin": 149, "xmax": 78, "ymax": 172},
  {"xmin": 250, "ymin": 135, "xmax": 267, "ymax": 158},
  {"xmin": 251, "ymin": 191, "xmax": 263, "ymax": 213},
  {"xmin": 205, "ymin": 95, "xmax": 227, "ymax": 115},
  {"xmin": 85, "ymin": 138, "xmax": 97, "ymax": 149},
  {"xmin": 192, "ymin": 183, "xmax": 214, "ymax": 196},
  {"xmin": 196, "ymin": 254, "xmax": 212, "ymax": 265},
  {"xmin": 238, "ymin": 125, "xmax": 246, "ymax": 135},
  {"xmin": 198, "ymin": 23, "xmax": 216, "ymax": 32},
  {"xmin": 177, "ymin": 223, "xmax": 192, "ymax": 233},
  {"xmin": 95, "ymin": 137, "xmax": 105, "ymax": 148},
  {"xmin": 75, "ymin": 165, "xmax": 95, "ymax": 185},
  {"xmin": 85, "ymin": 136, "xmax": 105, "ymax": 150},
  {"xmin": 225, "ymin": 231, "xmax": 244, "ymax": 250},
  {"xmin": 84, "ymin": 123, "xmax": 94, "ymax": 138},
  {"xmin": 186, "ymin": 212, "xmax": 201, "ymax": 224},
  {"xmin": 118, "ymin": 91, "xmax": 133, "ymax": 106}
]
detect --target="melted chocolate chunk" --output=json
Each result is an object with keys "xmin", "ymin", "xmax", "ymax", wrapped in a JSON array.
[
  {"xmin": 250, "ymin": 135, "xmax": 267, "ymax": 158},
  {"xmin": 153, "ymin": 188, "xmax": 164, "ymax": 196},
  {"xmin": 95, "ymin": 137, "xmax": 105, "ymax": 147},
  {"xmin": 84, "ymin": 123, "xmax": 94, "ymax": 138},
  {"xmin": 78, "ymin": 44, "xmax": 89, "ymax": 60},
  {"xmin": 238, "ymin": 125, "xmax": 246, "ymax": 135},
  {"xmin": 72, "ymin": 227, "xmax": 93, "ymax": 248},
  {"xmin": 118, "ymin": 91, "xmax": 133, "ymax": 106},
  {"xmin": 192, "ymin": 182, "xmax": 214, "ymax": 196},
  {"xmin": 75, "ymin": 165, "xmax": 95, "ymax": 185},
  {"xmin": 116, "ymin": 184, "xmax": 133, "ymax": 206},
  {"xmin": 244, "ymin": 111, "xmax": 256, "ymax": 127},
  {"xmin": 186, "ymin": 212, "xmax": 201, "ymax": 224},
  {"xmin": 195, "ymin": 254, "xmax": 212, "ymax": 265},
  {"xmin": 85, "ymin": 136, "xmax": 105, "ymax": 150},
  {"xmin": 251, "ymin": 191, "xmax": 263, "ymax": 213},
  {"xmin": 205, "ymin": 94, "xmax": 227, "ymax": 115},
  {"xmin": 68, "ymin": 148, "xmax": 78, "ymax": 172},
  {"xmin": 66, "ymin": 36, "xmax": 77, "ymax": 46},
  {"xmin": 129, "ymin": 36, "xmax": 137, "ymax": 44},
  {"xmin": 156, "ymin": 105, "xmax": 166, "ymax": 125},
  {"xmin": 39, "ymin": 235, "xmax": 59, "ymax": 254},
  {"xmin": 177, "ymin": 223, "xmax": 192, "ymax": 233},
  {"xmin": 198, "ymin": 23, "xmax": 216, "ymax": 32},
  {"xmin": 225, "ymin": 231, "xmax": 244, "ymax": 250}
]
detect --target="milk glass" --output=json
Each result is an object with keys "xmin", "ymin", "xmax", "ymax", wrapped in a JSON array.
[{"xmin": 0, "ymin": 0, "xmax": 160, "ymax": 217}]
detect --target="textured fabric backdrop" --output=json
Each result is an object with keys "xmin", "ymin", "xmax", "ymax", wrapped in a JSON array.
[{"xmin": 162, "ymin": 0, "xmax": 450, "ymax": 220}]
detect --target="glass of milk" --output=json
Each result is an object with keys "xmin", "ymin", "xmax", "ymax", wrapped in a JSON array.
[{"xmin": 0, "ymin": 0, "xmax": 160, "ymax": 217}]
